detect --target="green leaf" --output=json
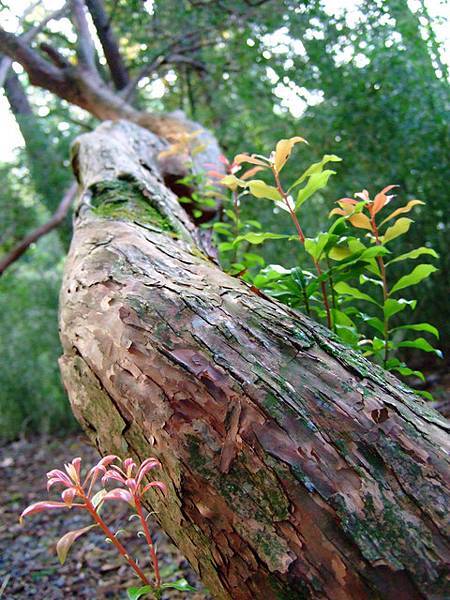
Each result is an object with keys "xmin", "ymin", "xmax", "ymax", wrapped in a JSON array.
[
  {"xmin": 295, "ymin": 170, "xmax": 336, "ymax": 210},
  {"xmin": 385, "ymin": 246, "xmax": 438, "ymax": 267},
  {"xmin": 220, "ymin": 174, "xmax": 245, "ymax": 191},
  {"xmin": 359, "ymin": 274, "xmax": 383, "ymax": 288},
  {"xmin": 288, "ymin": 155, "xmax": 341, "ymax": 191},
  {"xmin": 291, "ymin": 267, "xmax": 310, "ymax": 290},
  {"xmin": 390, "ymin": 264, "xmax": 438, "ymax": 294},
  {"xmin": 343, "ymin": 237, "xmax": 366, "ymax": 255},
  {"xmin": 371, "ymin": 337, "xmax": 387, "ymax": 353},
  {"xmin": 362, "ymin": 316, "xmax": 385, "ymax": 335},
  {"xmin": 359, "ymin": 246, "xmax": 389, "ymax": 260},
  {"xmin": 391, "ymin": 323, "xmax": 439, "ymax": 339},
  {"xmin": 327, "ymin": 242, "xmax": 387, "ymax": 267},
  {"xmin": 218, "ymin": 242, "xmax": 234, "ymax": 252},
  {"xmin": 382, "ymin": 217, "xmax": 413, "ymax": 243},
  {"xmin": 228, "ymin": 262, "xmax": 246, "ymax": 275},
  {"xmin": 246, "ymin": 219, "xmax": 262, "ymax": 229},
  {"xmin": 212, "ymin": 223, "xmax": 232, "ymax": 234},
  {"xmin": 253, "ymin": 264, "xmax": 291, "ymax": 287},
  {"xmin": 161, "ymin": 578, "xmax": 196, "ymax": 592},
  {"xmin": 56, "ymin": 525, "xmax": 97, "ymax": 565},
  {"xmin": 331, "ymin": 309, "xmax": 360, "ymax": 345},
  {"xmin": 385, "ymin": 358, "xmax": 402, "ymax": 369},
  {"xmin": 397, "ymin": 337, "xmax": 443, "ymax": 357},
  {"xmin": 327, "ymin": 216, "xmax": 348, "ymax": 235},
  {"xmin": 415, "ymin": 390, "xmax": 434, "ymax": 401},
  {"xmin": 91, "ymin": 489, "xmax": 107, "ymax": 509},
  {"xmin": 391, "ymin": 366, "xmax": 426, "ymax": 381},
  {"xmin": 127, "ymin": 585, "xmax": 154, "ymax": 600},
  {"xmin": 334, "ymin": 281, "xmax": 379, "ymax": 304},
  {"xmin": 331, "ymin": 308, "xmax": 356, "ymax": 327},
  {"xmin": 328, "ymin": 245, "xmax": 352, "ymax": 261},
  {"xmin": 243, "ymin": 252, "xmax": 265, "ymax": 267},
  {"xmin": 304, "ymin": 232, "xmax": 337, "ymax": 261},
  {"xmin": 233, "ymin": 232, "xmax": 290, "ymax": 245},
  {"xmin": 383, "ymin": 298, "xmax": 417, "ymax": 318},
  {"xmin": 247, "ymin": 180, "xmax": 282, "ymax": 201}
]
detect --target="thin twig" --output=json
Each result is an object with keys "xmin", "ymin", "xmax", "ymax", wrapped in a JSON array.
[{"xmin": 0, "ymin": 182, "xmax": 77, "ymax": 276}]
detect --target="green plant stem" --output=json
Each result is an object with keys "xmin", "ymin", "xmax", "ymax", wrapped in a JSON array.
[
  {"xmin": 326, "ymin": 257, "xmax": 338, "ymax": 332},
  {"xmin": 272, "ymin": 168, "xmax": 332, "ymax": 329},
  {"xmin": 232, "ymin": 190, "xmax": 240, "ymax": 264},
  {"xmin": 82, "ymin": 494, "xmax": 152, "ymax": 587},
  {"xmin": 313, "ymin": 260, "xmax": 332, "ymax": 329},
  {"xmin": 134, "ymin": 495, "xmax": 161, "ymax": 590},
  {"xmin": 302, "ymin": 286, "xmax": 311, "ymax": 317},
  {"xmin": 371, "ymin": 216, "xmax": 390, "ymax": 367}
]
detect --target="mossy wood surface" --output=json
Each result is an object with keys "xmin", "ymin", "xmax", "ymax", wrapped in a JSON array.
[{"xmin": 59, "ymin": 121, "xmax": 449, "ymax": 600}]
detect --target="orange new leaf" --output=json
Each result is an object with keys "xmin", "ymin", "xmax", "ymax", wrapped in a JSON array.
[
  {"xmin": 240, "ymin": 166, "xmax": 265, "ymax": 180},
  {"xmin": 371, "ymin": 185, "xmax": 398, "ymax": 216},
  {"xmin": 349, "ymin": 212, "xmax": 373, "ymax": 230},
  {"xmin": 380, "ymin": 199, "xmax": 425, "ymax": 226},
  {"xmin": 273, "ymin": 136, "xmax": 307, "ymax": 172},
  {"xmin": 233, "ymin": 154, "xmax": 268, "ymax": 167}
]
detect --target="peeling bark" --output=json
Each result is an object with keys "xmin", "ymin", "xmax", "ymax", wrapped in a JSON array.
[{"xmin": 59, "ymin": 121, "xmax": 450, "ymax": 600}]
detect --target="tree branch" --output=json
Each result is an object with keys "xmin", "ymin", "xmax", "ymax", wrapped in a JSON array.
[
  {"xmin": 85, "ymin": 0, "xmax": 129, "ymax": 90},
  {"xmin": 4, "ymin": 69, "xmax": 33, "ymax": 116},
  {"xmin": 0, "ymin": 27, "xmax": 68, "ymax": 95},
  {"xmin": 121, "ymin": 31, "xmax": 213, "ymax": 101},
  {"xmin": 168, "ymin": 53, "xmax": 207, "ymax": 72},
  {"xmin": 39, "ymin": 42, "xmax": 71, "ymax": 68},
  {"xmin": 0, "ymin": 183, "xmax": 77, "ymax": 276},
  {"xmin": 0, "ymin": 26, "xmax": 140, "ymax": 121},
  {"xmin": 0, "ymin": 27, "xmax": 223, "ymax": 179},
  {"xmin": 70, "ymin": 0, "xmax": 98, "ymax": 73},
  {"xmin": 0, "ymin": 4, "xmax": 67, "ymax": 88}
]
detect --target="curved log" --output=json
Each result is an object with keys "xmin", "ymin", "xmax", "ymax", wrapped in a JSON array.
[{"xmin": 59, "ymin": 120, "xmax": 449, "ymax": 600}]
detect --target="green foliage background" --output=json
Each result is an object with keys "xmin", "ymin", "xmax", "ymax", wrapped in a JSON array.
[{"xmin": 0, "ymin": 0, "xmax": 448, "ymax": 440}]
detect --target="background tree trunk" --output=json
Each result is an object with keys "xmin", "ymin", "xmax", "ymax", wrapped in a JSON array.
[{"xmin": 59, "ymin": 120, "xmax": 449, "ymax": 600}]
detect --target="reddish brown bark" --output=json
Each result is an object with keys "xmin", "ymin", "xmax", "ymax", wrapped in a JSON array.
[{"xmin": 59, "ymin": 121, "xmax": 450, "ymax": 600}]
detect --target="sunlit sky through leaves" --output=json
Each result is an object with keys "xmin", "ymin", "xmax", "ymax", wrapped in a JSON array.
[{"xmin": 0, "ymin": 0, "xmax": 448, "ymax": 161}]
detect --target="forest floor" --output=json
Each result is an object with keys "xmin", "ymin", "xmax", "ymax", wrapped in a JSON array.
[{"xmin": 0, "ymin": 434, "xmax": 209, "ymax": 599}]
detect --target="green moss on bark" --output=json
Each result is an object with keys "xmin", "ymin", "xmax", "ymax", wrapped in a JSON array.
[{"xmin": 90, "ymin": 179, "xmax": 175, "ymax": 232}]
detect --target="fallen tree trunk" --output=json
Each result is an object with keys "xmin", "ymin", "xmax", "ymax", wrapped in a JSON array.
[{"xmin": 59, "ymin": 120, "xmax": 449, "ymax": 600}]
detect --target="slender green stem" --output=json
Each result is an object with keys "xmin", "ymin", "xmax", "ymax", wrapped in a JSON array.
[
  {"xmin": 232, "ymin": 190, "xmax": 240, "ymax": 264},
  {"xmin": 313, "ymin": 260, "xmax": 332, "ymax": 329},
  {"xmin": 82, "ymin": 494, "xmax": 151, "ymax": 587},
  {"xmin": 302, "ymin": 286, "xmax": 311, "ymax": 316},
  {"xmin": 371, "ymin": 215, "xmax": 390, "ymax": 367},
  {"xmin": 326, "ymin": 257, "xmax": 337, "ymax": 333},
  {"xmin": 135, "ymin": 496, "xmax": 161, "ymax": 589},
  {"xmin": 272, "ymin": 167, "xmax": 332, "ymax": 329}
]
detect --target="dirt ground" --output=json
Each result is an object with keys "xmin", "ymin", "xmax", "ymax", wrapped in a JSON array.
[{"xmin": 0, "ymin": 434, "xmax": 209, "ymax": 599}]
